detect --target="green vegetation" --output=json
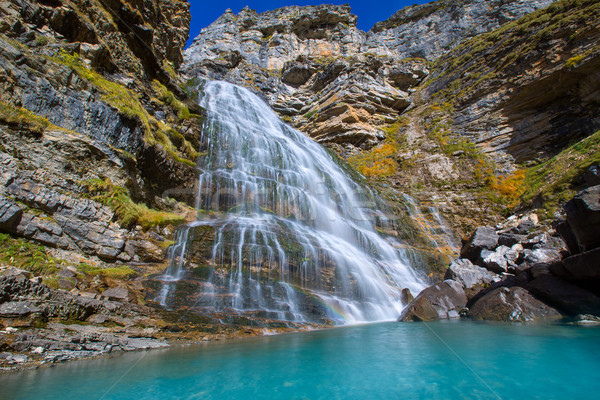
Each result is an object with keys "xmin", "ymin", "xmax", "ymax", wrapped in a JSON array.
[
  {"xmin": 303, "ymin": 110, "xmax": 318, "ymax": 120},
  {"xmin": 181, "ymin": 77, "xmax": 203, "ymax": 102},
  {"xmin": 55, "ymin": 50, "xmax": 150, "ymax": 126},
  {"xmin": 426, "ymin": 0, "xmax": 600, "ymax": 103},
  {"xmin": 82, "ymin": 178, "xmax": 186, "ymax": 229},
  {"xmin": 0, "ymin": 101, "xmax": 53, "ymax": 134},
  {"xmin": 78, "ymin": 264, "xmax": 138, "ymax": 280},
  {"xmin": 0, "ymin": 233, "xmax": 60, "ymax": 275},
  {"xmin": 153, "ymin": 79, "xmax": 191, "ymax": 120},
  {"xmin": 518, "ymin": 129, "xmax": 600, "ymax": 219},
  {"xmin": 348, "ymin": 143, "xmax": 398, "ymax": 178},
  {"xmin": 52, "ymin": 50, "xmax": 199, "ymax": 167},
  {"xmin": 77, "ymin": 263, "xmax": 137, "ymax": 280}
]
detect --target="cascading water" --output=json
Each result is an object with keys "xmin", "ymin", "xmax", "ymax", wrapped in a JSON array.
[{"xmin": 158, "ymin": 81, "xmax": 426, "ymax": 325}]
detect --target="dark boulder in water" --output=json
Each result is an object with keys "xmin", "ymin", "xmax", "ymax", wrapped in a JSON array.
[
  {"xmin": 399, "ymin": 280, "xmax": 467, "ymax": 322},
  {"xmin": 469, "ymin": 286, "xmax": 561, "ymax": 322}
]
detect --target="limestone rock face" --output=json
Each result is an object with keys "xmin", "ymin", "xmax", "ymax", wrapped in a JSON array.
[
  {"xmin": 185, "ymin": 5, "xmax": 364, "ymax": 72},
  {"xmin": 183, "ymin": 1, "xmax": 554, "ymax": 151},
  {"xmin": 423, "ymin": 1, "xmax": 600, "ymax": 170},
  {"xmin": 399, "ymin": 280, "xmax": 467, "ymax": 322},
  {"xmin": 366, "ymin": 0, "xmax": 555, "ymax": 61}
]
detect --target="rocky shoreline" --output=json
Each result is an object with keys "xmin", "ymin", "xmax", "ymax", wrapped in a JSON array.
[
  {"xmin": 0, "ymin": 266, "xmax": 320, "ymax": 373},
  {"xmin": 400, "ymin": 184, "xmax": 600, "ymax": 324}
]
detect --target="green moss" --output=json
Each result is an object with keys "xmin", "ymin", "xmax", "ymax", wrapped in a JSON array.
[
  {"xmin": 43, "ymin": 277, "xmax": 60, "ymax": 289},
  {"xmin": 77, "ymin": 262, "xmax": 102, "ymax": 276},
  {"xmin": 82, "ymin": 178, "xmax": 186, "ymax": 229},
  {"xmin": 152, "ymin": 80, "xmax": 191, "ymax": 120},
  {"xmin": 52, "ymin": 51, "xmax": 198, "ymax": 168},
  {"xmin": 0, "ymin": 101, "xmax": 53, "ymax": 134},
  {"xmin": 181, "ymin": 77, "xmax": 202, "ymax": 102},
  {"xmin": 100, "ymin": 267, "xmax": 137, "ymax": 280},
  {"xmin": 77, "ymin": 262, "xmax": 137, "ymax": 280},
  {"xmin": 0, "ymin": 233, "xmax": 60, "ymax": 275},
  {"xmin": 303, "ymin": 110, "xmax": 318, "ymax": 119},
  {"xmin": 54, "ymin": 50, "xmax": 150, "ymax": 128},
  {"xmin": 162, "ymin": 60, "xmax": 178, "ymax": 80}
]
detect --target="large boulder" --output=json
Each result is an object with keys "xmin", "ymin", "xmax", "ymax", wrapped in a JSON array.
[
  {"xmin": 399, "ymin": 280, "xmax": 467, "ymax": 322},
  {"xmin": 527, "ymin": 274, "xmax": 600, "ymax": 316},
  {"xmin": 564, "ymin": 185, "xmax": 600, "ymax": 252},
  {"xmin": 444, "ymin": 258, "xmax": 496, "ymax": 289},
  {"xmin": 469, "ymin": 286, "xmax": 561, "ymax": 322},
  {"xmin": 460, "ymin": 226, "xmax": 498, "ymax": 262},
  {"xmin": 480, "ymin": 246, "xmax": 510, "ymax": 273},
  {"xmin": 561, "ymin": 248, "xmax": 600, "ymax": 280}
]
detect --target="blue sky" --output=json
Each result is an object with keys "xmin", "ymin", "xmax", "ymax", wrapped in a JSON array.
[{"xmin": 186, "ymin": 1, "xmax": 430, "ymax": 47}]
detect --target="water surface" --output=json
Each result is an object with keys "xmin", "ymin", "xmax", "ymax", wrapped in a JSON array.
[{"xmin": 2, "ymin": 321, "xmax": 599, "ymax": 399}]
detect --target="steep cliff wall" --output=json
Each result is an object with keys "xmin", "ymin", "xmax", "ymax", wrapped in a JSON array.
[
  {"xmin": 183, "ymin": 0, "xmax": 555, "ymax": 154},
  {"xmin": 0, "ymin": 0, "xmax": 203, "ymax": 271},
  {"xmin": 183, "ymin": 0, "xmax": 599, "ymax": 237}
]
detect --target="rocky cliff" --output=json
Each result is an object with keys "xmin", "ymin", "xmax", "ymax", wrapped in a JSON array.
[
  {"xmin": 183, "ymin": 0, "xmax": 599, "ymax": 238},
  {"xmin": 0, "ymin": 0, "xmax": 273, "ymax": 370}
]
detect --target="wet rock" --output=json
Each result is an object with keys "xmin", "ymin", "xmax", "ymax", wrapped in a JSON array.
[
  {"xmin": 564, "ymin": 185, "xmax": 600, "ymax": 252},
  {"xmin": 460, "ymin": 226, "xmax": 499, "ymax": 262},
  {"xmin": 527, "ymin": 274, "xmax": 600, "ymax": 316},
  {"xmin": 444, "ymin": 258, "xmax": 495, "ymax": 289},
  {"xmin": 469, "ymin": 287, "xmax": 562, "ymax": 322},
  {"xmin": 400, "ymin": 288, "xmax": 414, "ymax": 304},
  {"xmin": 399, "ymin": 280, "xmax": 467, "ymax": 322},
  {"xmin": 570, "ymin": 314, "xmax": 600, "ymax": 326}
]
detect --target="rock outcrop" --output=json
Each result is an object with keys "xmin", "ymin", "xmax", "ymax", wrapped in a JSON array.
[
  {"xmin": 469, "ymin": 286, "xmax": 561, "ymax": 322},
  {"xmin": 367, "ymin": 0, "xmax": 555, "ymax": 61},
  {"xmin": 399, "ymin": 280, "xmax": 467, "ymax": 321},
  {"xmin": 183, "ymin": 0, "xmax": 554, "ymax": 153},
  {"xmin": 408, "ymin": 186, "xmax": 600, "ymax": 323}
]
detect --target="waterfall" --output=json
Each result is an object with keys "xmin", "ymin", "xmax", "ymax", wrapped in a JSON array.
[{"xmin": 158, "ymin": 81, "xmax": 426, "ymax": 325}]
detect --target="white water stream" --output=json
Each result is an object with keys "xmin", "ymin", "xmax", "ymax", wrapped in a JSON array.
[{"xmin": 159, "ymin": 81, "xmax": 427, "ymax": 324}]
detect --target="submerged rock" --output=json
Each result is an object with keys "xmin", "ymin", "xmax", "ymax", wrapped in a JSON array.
[
  {"xmin": 469, "ymin": 287, "xmax": 561, "ymax": 322},
  {"xmin": 399, "ymin": 280, "xmax": 467, "ymax": 322}
]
